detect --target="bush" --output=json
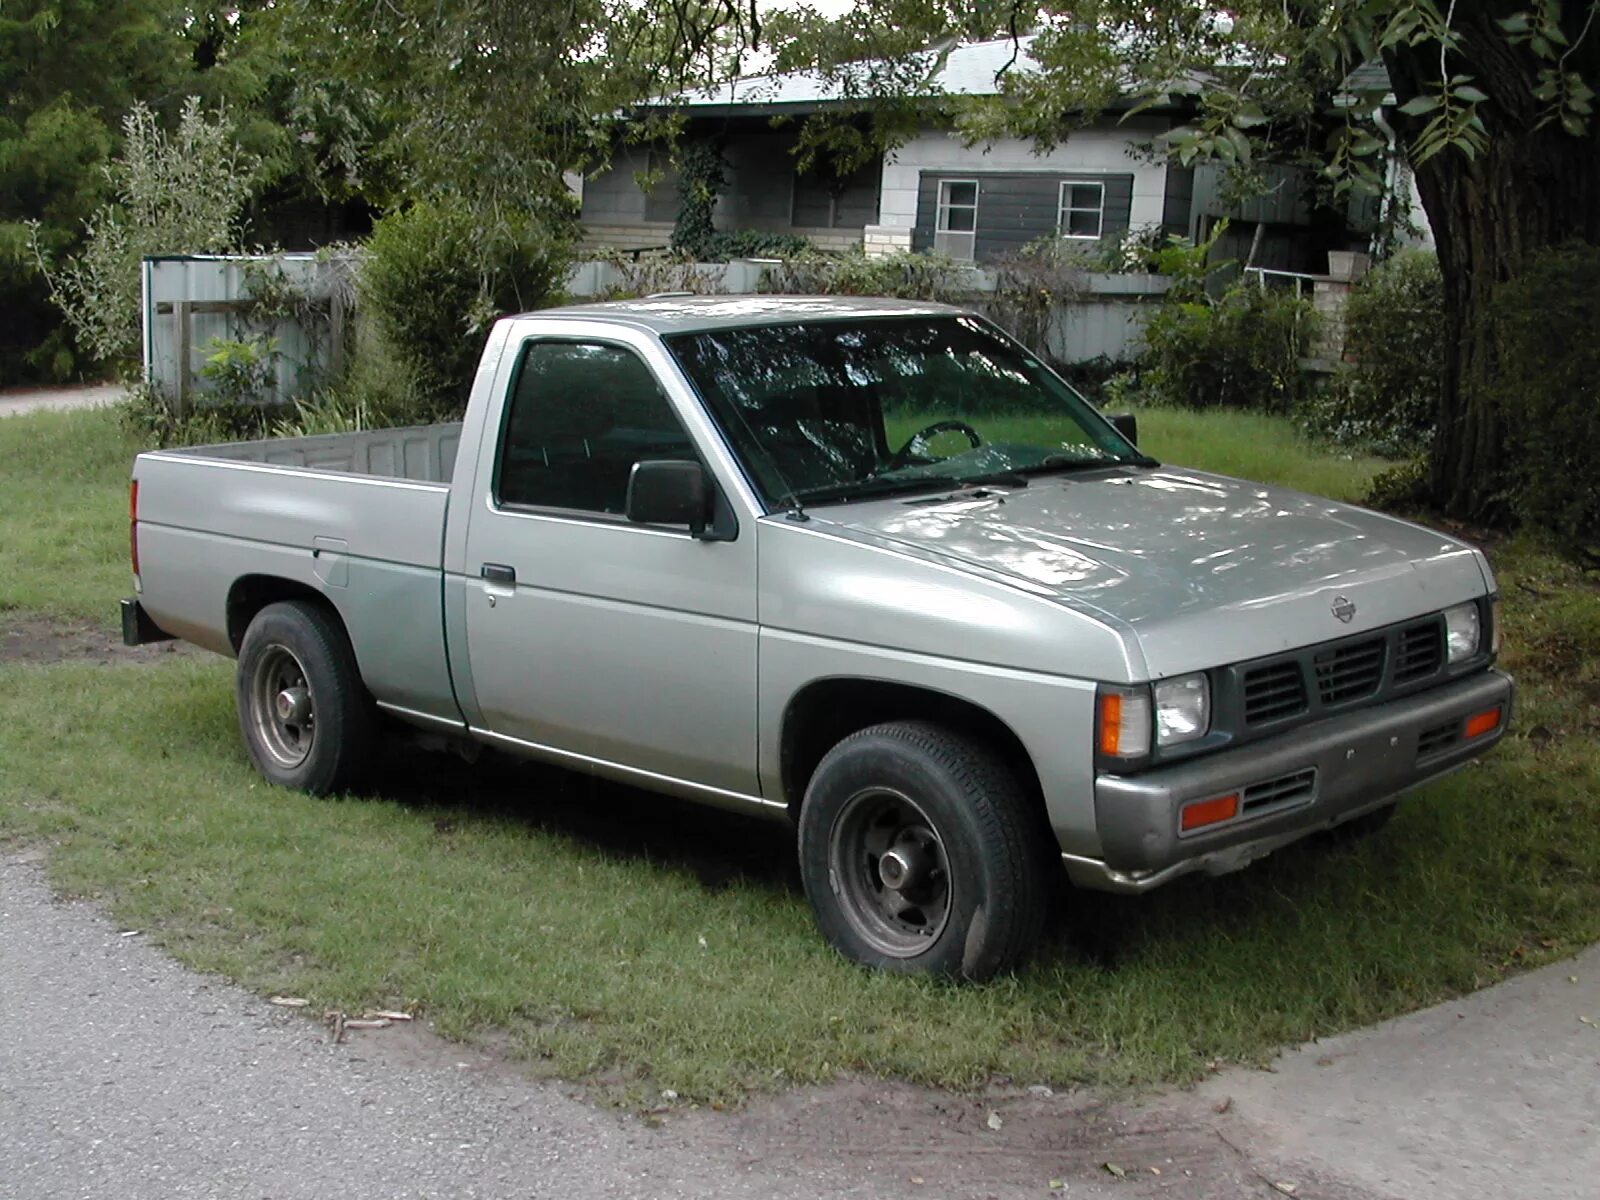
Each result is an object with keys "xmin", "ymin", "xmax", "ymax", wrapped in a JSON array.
[
  {"xmin": 1495, "ymin": 241, "xmax": 1600, "ymax": 555},
  {"xmin": 1297, "ymin": 250, "xmax": 1443, "ymax": 456},
  {"xmin": 1139, "ymin": 280, "xmax": 1319, "ymax": 411},
  {"xmin": 760, "ymin": 248, "xmax": 970, "ymax": 303},
  {"xmin": 593, "ymin": 250, "xmax": 723, "ymax": 300},
  {"xmin": 119, "ymin": 381, "xmax": 273, "ymax": 448},
  {"xmin": 360, "ymin": 199, "xmax": 573, "ymax": 412},
  {"xmin": 696, "ymin": 229, "xmax": 812, "ymax": 259},
  {"xmin": 29, "ymin": 98, "xmax": 259, "ymax": 371}
]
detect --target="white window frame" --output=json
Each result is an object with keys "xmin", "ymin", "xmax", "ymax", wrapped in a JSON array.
[
  {"xmin": 933, "ymin": 178, "xmax": 979, "ymax": 261},
  {"xmin": 1057, "ymin": 180, "xmax": 1106, "ymax": 240}
]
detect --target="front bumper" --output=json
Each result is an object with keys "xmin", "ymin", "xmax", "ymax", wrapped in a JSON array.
[{"xmin": 1063, "ymin": 668, "xmax": 1514, "ymax": 894}]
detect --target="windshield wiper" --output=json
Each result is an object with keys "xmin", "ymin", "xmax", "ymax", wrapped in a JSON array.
[
  {"xmin": 1019, "ymin": 453, "xmax": 1158, "ymax": 476},
  {"xmin": 783, "ymin": 476, "xmax": 959, "ymax": 507},
  {"xmin": 779, "ymin": 468, "xmax": 1034, "ymax": 511}
]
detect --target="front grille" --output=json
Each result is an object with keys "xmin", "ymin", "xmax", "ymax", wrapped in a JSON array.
[
  {"xmin": 1241, "ymin": 767, "xmax": 1317, "ymax": 813},
  {"xmin": 1242, "ymin": 661, "xmax": 1308, "ymax": 725},
  {"xmin": 1314, "ymin": 637, "xmax": 1386, "ymax": 705},
  {"xmin": 1231, "ymin": 611, "xmax": 1474, "ymax": 739},
  {"xmin": 1394, "ymin": 621, "xmax": 1444, "ymax": 683}
]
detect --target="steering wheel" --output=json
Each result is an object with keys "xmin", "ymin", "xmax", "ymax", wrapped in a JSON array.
[{"xmin": 887, "ymin": 420, "xmax": 982, "ymax": 469}]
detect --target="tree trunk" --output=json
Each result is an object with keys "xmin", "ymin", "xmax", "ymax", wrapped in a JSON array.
[{"xmin": 1383, "ymin": 1, "xmax": 1600, "ymax": 521}]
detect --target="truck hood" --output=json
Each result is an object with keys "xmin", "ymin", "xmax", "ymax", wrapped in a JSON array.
[{"xmin": 814, "ymin": 467, "xmax": 1489, "ymax": 677}]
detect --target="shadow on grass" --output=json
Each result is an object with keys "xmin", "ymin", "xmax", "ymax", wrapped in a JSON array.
[
  {"xmin": 358, "ymin": 727, "xmax": 1380, "ymax": 975},
  {"xmin": 367, "ymin": 739, "xmax": 803, "ymax": 896}
]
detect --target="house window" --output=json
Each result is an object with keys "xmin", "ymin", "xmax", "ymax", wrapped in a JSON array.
[
  {"xmin": 1057, "ymin": 181, "xmax": 1105, "ymax": 239},
  {"xmin": 934, "ymin": 179, "xmax": 978, "ymax": 260}
]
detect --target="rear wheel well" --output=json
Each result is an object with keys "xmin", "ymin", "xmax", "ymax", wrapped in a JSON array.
[
  {"xmin": 780, "ymin": 679, "xmax": 1047, "ymax": 820},
  {"xmin": 226, "ymin": 576, "xmax": 339, "ymax": 653}
]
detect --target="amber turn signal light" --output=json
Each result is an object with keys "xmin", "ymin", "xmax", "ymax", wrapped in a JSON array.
[
  {"xmin": 1181, "ymin": 792, "xmax": 1240, "ymax": 833},
  {"xmin": 1464, "ymin": 706, "xmax": 1503, "ymax": 740}
]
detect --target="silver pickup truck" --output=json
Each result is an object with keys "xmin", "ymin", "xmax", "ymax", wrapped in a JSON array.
[{"xmin": 124, "ymin": 296, "xmax": 1513, "ymax": 980}]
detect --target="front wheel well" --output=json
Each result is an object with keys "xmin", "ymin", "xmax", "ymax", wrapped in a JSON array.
[
  {"xmin": 779, "ymin": 678, "xmax": 1047, "ymax": 819},
  {"xmin": 226, "ymin": 575, "xmax": 339, "ymax": 653}
]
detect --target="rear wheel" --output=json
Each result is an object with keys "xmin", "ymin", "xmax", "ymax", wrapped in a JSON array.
[
  {"xmin": 236, "ymin": 600, "xmax": 375, "ymax": 795},
  {"xmin": 797, "ymin": 720, "xmax": 1050, "ymax": 981}
]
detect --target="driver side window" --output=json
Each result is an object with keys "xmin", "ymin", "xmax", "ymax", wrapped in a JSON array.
[{"xmin": 496, "ymin": 341, "xmax": 697, "ymax": 516}]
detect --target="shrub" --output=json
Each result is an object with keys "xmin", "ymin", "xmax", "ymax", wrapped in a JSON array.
[
  {"xmin": 760, "ymin": 248, "xmax": 970, "ymax": 303},
  {"xmin": 1139, "ymin": 280, "xmax": 1319, "ymax": 411},
  {"xmin": 593, "ymin": 250, "xmax": 723, "ymax": 300},
  {"xmin": 29, "ymin": 98, "xmax": 259, "ymax": 370},
  {"xmin": 1298, "ymin": 250, "xmax": 1443, "ymax": 456},
  {"xmin": 984, "ymin": 237, "xmax": 1090, "ymax": 357},
  {"xmin": 360, "ymin": 198, "xmax": 573, "ymax": 412},
  {"xmin": 697, "ymin": 229, "xmax": 812, "ymax": 259},
  {"xmin": 119, "ymin": 381, "xmax": 273, "ymax": 448},
  {"xmin": 1494, "ymin": 241, "xmax": 1600, "ymax": 556},
  {"xmin": 199, "ymin": 335, "xmax": 278, "ymax": 406}
]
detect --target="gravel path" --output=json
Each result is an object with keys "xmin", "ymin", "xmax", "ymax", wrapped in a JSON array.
[{"xmin": 0, "ymin": 383, "xmax": 120, "ymax": 419}]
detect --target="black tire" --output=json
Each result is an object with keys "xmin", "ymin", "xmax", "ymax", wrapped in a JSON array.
[
  {"xmin": 235, "ymin": 600, "xmax": 376, "ymax": 795},
  {"xmin": 797, "ymin": 720, "xmax": 1051, "ymax": 981}
]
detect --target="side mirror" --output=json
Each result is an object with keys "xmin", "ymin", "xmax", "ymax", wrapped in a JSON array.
[
  {"xmin": 626, "ymin": 460, "xmax": 710, "ymax": 535},
  {"xmin": 1107, "ymin": 412, "xmax": 1138, "ymax": 447}
]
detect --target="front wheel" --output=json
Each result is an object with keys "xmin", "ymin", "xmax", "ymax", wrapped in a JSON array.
[
  {"xmin": 797, "ymin": 721, "xmax": 1051, "ymax": 981},
  {"xmin": 236, "ymin": 600, "xmax": 376, "ymax": 795}
]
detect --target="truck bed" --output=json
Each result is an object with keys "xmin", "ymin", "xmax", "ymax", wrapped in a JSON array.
[
  {"xmin": 170, "ymin": 422, "xmax": 464, "ymax": 483},
  {"xmin": 133, "ymin": 422, "xmax": 465, "ymax": 728}
]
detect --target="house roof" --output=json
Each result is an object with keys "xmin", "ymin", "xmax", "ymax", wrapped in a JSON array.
[
  {"xmin": 1335, "ymin": 60, "xmax": 1397, "ymax": 107},
  {"xmin": 669, "ymin": 36, "xmax": 1042, "ymax": 113}
]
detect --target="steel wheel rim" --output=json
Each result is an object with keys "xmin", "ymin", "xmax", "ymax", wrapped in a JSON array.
[
  {"xmin": 251, "ymin": 644, "xmax": 315, "ymax": 770},
  {"xmin": 828, "ymin": 787, "xmax": 953, "ymax": 957}
]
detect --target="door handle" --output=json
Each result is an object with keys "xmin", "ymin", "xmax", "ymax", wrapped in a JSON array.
[{"xmin": 481, "ymin": 563, "xmax": 516, "ymax": 586}]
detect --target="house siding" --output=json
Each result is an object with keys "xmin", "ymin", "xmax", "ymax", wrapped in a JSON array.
[
  {"xmin": 878, "ymin": 122, "xmax": 1172, "ymax": 236},
  {"xmin": 911, "ymin": 172, "xmax": 1135, "ymax": 261}
]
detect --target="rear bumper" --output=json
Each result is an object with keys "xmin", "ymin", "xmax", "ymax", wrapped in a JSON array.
[
  {"xmin": 120, "ymin": 598, "xmax": 175, "ymax": 647},
  {"xmin": 1064, "ymin": 668, "xmax": 1514, "ymax": 894}
]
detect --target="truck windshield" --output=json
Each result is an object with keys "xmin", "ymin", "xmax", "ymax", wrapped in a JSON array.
[{"xmin": 665, "ymin": 315, "xmax": 1147, "ymax": 510}]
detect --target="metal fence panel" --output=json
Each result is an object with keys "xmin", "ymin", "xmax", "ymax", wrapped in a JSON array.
[{"xmin": 142, "ymin": 254, "xmax": 333, "ymax": 409}]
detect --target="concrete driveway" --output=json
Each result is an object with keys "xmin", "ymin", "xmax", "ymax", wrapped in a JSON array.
[{"xmin": 2, "ymin": 850, "xmax": 1594, "ymax": 1199}]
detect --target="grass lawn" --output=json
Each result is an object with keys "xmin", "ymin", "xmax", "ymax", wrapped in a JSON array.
[
  {"xmin": 0, "ymin": 406, "xmax": 139, "ymax": 623},
  {"xmin": 1, "ymin": 404, "xmax": 1596, "ymax": 1105}
]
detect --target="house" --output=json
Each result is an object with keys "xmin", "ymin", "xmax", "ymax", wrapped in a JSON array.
[{"xmin": 578, "ymin": 37, "xmax": 1377, "ymax": 273}]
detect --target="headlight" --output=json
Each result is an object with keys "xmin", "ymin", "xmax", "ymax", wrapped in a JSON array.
[
  {"xmin": 1154, "ymin": 673, "xmax": 1210, "ymax": 746},
  {"xmin": 1097, "ymin": 686, "xmax": 1152, "ymax": 759},
  {"xmin": 1443, "ymin": 602, "xmax": 1481, "ymax": 663}
]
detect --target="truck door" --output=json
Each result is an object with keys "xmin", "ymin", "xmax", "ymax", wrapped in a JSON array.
[{"xmin": 459, "ymin": 336, "xmax": 760, "ymax": 799}]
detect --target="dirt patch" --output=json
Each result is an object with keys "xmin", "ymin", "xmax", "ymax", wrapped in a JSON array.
[
  {"xmin": 667, "ymin": 1078, "xmax": 1381, "ymax": 1199},
  {"xmin": 0, "ymin": 615, "xmax": 202, "ymax": 666}
]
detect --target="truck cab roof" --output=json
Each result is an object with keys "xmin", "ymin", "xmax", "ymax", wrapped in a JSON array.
[{"xmin": 520, "ymin": 294, "xmax": 967, "ymax": 336}]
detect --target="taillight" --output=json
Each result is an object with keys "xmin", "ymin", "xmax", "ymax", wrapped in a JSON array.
[{"xmin": 130, "ymin": 479, "xmax": 140, "ymax": 581}]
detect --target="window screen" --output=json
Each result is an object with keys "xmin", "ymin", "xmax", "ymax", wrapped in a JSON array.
[
  {"xmin": 1057, "ymin": 181, "xmax": 1105, "ymax": 239},
  {"xmin": 496, "ymin": 341, "xmax": 696, "ymax": 515}
]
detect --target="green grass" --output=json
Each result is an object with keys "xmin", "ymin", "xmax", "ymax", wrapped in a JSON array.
[
  {"xmin": 0, "ymin": 406, "xmax": 138, "ymax": 624},
  {"xmin": 0, "ymin": 403, "xmax": 1596, "ymax": 1104},
  {"xmin": 887, "ymin": 406, "xmax": 1388, "ymax": 503},
  {"xmin": 1134, "ymin": 405, "xmax": 1389, "ymax": 503},
  {"xmin": 1, "ymin": 626, "xmax": 1595, "ymax": 1103}
]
